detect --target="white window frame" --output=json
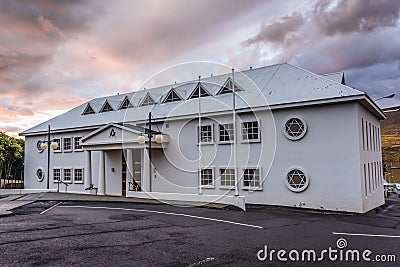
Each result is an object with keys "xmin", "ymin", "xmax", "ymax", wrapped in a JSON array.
[
  {"xmin": 63, "ymin": 137, "xmax": 73, "ymax": 152},
  {"xmin": 53, "ymin": 167, "xmax": 62, "ymax": 183},
  {"xmin": 219, "ymin": 167, "xmax": 236, "ymax": 189},
  {"xmin": 74, "ymin": 136, "xmax": 83, "ymax": 152},
  {"xmin": 73, "ymin": 167, "xmax": 84, "ymax": 184},
  {"xmin": 241, "ymin": 120, "xmax": 261, "ymax": 143},
  {"xmin": 53, "ymin": 138, "xmax": 62, "ymax": 153},
  {"xmin": 283, "ymin": 117, "xmax": 307, "ymax": 141},
  {"xmin": 36, "ymin": 167, "xmax": 45, "ymax": 182},
  {"xmin": 218, "ymin": 123, "xmax": 234, "ymax": 144},
  {"xmin": 198, "ymin": 124, "xmax": 214, "ymax": 145},
  {"xmin": 242, "ymin": 167, "xmax": 262, "ymax": 191},
  {"xmin": 63, "ymin": 168, "xmax": 73, "ymax": 183},
  {"xmin": 284, "ymin": 167, "xmax": 309, "ymax": 193},
  {"xmin": 199, "ymin": 167, "xmax": 214, "ymax": 188}
]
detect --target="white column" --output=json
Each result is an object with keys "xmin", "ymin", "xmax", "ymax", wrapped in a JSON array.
[
  {"xmin": 84, "ymin": 150, "xmax": 92, "ymax": 190},
  {"xmin": 98, "ymin": 151, "xmax": 105, "ymax": 195},
  {"xmin": 126, "ymin": 149, "xmax": 133, "ymax": 185},
  {"xmin": 141, "ymin": 149, "xmax": 150, "ymax": 192}
]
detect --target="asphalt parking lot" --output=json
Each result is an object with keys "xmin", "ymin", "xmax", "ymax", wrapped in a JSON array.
[{"xmin": 1, "ymin": 198, "xmax": 400, "ymax": 267}]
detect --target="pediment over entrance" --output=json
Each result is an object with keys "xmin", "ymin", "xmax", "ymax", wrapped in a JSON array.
[{"xmin": 81, "ymin": 123, "xmax": 168, "ymax": 150}]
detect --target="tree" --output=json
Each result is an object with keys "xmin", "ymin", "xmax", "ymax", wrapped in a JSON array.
[{"xmin": 0, "ymin": 132, "xmax": 24, "ymax": 181}]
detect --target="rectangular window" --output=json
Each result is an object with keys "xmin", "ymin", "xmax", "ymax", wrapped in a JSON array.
[
  {"xmin": 74, "ymin": 168, "xmax": 84, "ymax": 183},
  {"xmin": 361, "ymin": 119, "xmax": 365, "ymax": 151},
  {"xmin": 74, "ymin": 137, "xmax": 83, "ymax": 151},
  {"xmin": 365, "ymin": 121, "xmax": 369, "ymax": 151},
  {"xmin": 53, "ymin": 168, "xmax": 61, "ymax": 182},
  {"xmin": 363, "ymin": 164, "xmax": 367, "ymax": 197},
  {"xmin": 378, "ymin": 128, "xmax": 381, "ymax": 152},
  {"xmin": 198, "ymin": 125, "xmax": 213, "ymax": 143},
  {"xmin": 367, "ymin": 163, "xmax": 371, "ymax": 195},
  {"xmin": 372, "ymin": 162, "xmax": 376, "ymax": 191},
  {"xmin": 243, "ymin": 168, "xmax": 261, "ymax": 189},
  {"xmin": 220, "ymin": 168, "xmax": 235, "ymax": 188},
  {"xmin": 242, "ymin": 121, "xmax": 260, "ymax": 141},
  {"xmin": 368, "ymin": 122, "xmax": 372, "ymax": 151},
  {"xmin": 63, "ymin": 168, "xmax": 72, "ymax": 183},
  {"xmin": 219, "ymin": 123, "xmax": 234, "ymax": 142},
  {"xmin": 373, "ymin": 125, "xmax": 376, "ymax": 152},
  {"xmin": 63, "ymin": 137, "xmax": 72, "ymax": 151},
  {"xmin": 53, "ymin": 138, "xmax": 61, "ymax": 152},
  {"xmin": 200, "ymin": 168, "xmax": 214, "ymax": 187}
]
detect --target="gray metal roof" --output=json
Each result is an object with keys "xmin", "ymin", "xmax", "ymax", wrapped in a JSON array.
[
  {"xmin": 21, "ymin": 63, "xmax": 366, "ymax": 135},
  {"xmin": 321, "ymin": 72, "xmax": 345, "ymax": 84}
]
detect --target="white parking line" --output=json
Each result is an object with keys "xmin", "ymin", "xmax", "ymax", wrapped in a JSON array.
[
  {"xmin": 40, "ymin": 201, "xmax": 63, "ymax": 215},
  {"xmin": 333, "ymin": 232, "xmax": 400, "ymax": 238},
  {"xmin": 59, "ymin": 205, "xmax": 263, "ymax": 229}
]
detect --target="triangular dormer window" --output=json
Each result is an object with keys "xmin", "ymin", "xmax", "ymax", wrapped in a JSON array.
[
  {"xmin": 217, "ymin": 78, "xmax": 243, "ymax": 95},
  {"xmin": 189, "ymin": 83, "xmax": 211, "ymax": 99},
  {"xmin": 82, "ymin": 103, "xmax": 95, "ymax": 115},
  {"xmin": 140, "ymin": 93, "xmax": 156, "ymax": 107},
  {"xmin": 163, "ymin": 89, "xmax": 182, "ymax": 103},
  {"xmin": 119, "ymin": 96, "xmax": 133, "ymax": 110},
  {"xmin": 100, "ymin": 100, "xmax": 114, "ymax": 113}
]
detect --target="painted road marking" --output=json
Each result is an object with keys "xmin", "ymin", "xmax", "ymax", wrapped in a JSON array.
[
  {"xmin": 59, "ymin": 205, "xmax": 263, "ymax": 229},
  {"xmin": 333, "ymin": 232, "xmax": 400, "ymax": 238},
  {"xmin": 40, "ymin": 201, "xmax": 63, "ymax": 215}
]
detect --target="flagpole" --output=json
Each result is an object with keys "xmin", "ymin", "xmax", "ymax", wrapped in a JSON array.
[
  {"xmin": 198, "ymin": 76, "xmax": 203, "ymax": 195},
  {"xmin": 233, "ymin": 69, "xmax": 239, "ymax": 196}
]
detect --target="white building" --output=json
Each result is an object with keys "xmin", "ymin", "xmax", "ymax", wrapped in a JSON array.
[{"xmin": 20, "ymin": 63, "xmax": 385, "ymax": 213}]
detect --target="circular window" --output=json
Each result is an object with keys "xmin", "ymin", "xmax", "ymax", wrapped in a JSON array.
[
  {"xmin": 37, "ymin": 140, "xmax": 44, "ymax": 153},
  {"xmin": 285, "ymin": 168, "xmax": 309, "ymax": 192},
  {"xmin": 284, "ymin": 118, "xmax": 307, "ymax": 140},
  {"xmin": 36, "ymin": 168, "xmax": 44, "ymax": 182}
]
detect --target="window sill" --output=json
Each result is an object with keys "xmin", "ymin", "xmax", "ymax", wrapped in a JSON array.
[
  {"xmin": 197, "ymin": 142, "xmax": 214, "ymax": 146},
  {"xmin": 53, "ymin": 150, "xmax": 62, "ymax": 153},
  {"xmin": 63, "ymin": 150, "xmax": 73, "ymax": 153},
  {"xmin": 218, "ymin": 141, "xmax": 234, "ymax": 145},
  {"xmin": 200, "ymin": 185, "xmax": 215, "ymax": 189},
  {"xmin": 241, "ymin": 139, "xmax": 261, "ymax": 144},
  {"xmin": 74, "ymin": 149, "xmax": 84, "ymax": 152},
  {"xmin": 74, "ymin": 181, "xmax": 84, "ymax": 184},
  {"xmin": 242, "ymin": 186, "xmax": 263, "ymax": 191},
  {"xmin": 62, "ymin": 180, "xmax": 73, "ymax": 184},
  {"xmin": 220, "ymin": 186, "xmax": 235, "ymax": 190}
]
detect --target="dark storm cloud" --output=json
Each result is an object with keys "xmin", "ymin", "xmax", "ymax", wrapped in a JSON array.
[
  {"xmin": 244, "ymin": 12, "xmax": 304, "ymax": 45},
  {"xmin": 239, "ymin": 0, "xmax": 400, "ymax": 106},
  {"xmin": 315, "ymin": 0, "xmax": 400, "ymax": 35}
]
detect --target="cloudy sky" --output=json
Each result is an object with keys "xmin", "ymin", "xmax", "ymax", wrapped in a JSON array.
[{"xmin": 1, "ymin": 0, "xmax": 400, "ymax": 137}]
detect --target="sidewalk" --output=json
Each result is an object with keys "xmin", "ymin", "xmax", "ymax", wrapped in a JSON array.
[{"xmin": 0, "ymin": 192, "xmax": 229, "ymax": 216}]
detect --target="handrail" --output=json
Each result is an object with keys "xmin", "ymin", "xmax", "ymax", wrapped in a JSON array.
[
  {"xmin": 57, "ymin": 179, "xmax": 69, "ymax": 193},
  {"xmin": 128, "ymin": 181, "xmax": 141, "ymax": 192}
]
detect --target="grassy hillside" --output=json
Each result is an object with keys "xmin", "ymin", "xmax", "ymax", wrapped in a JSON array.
[{"xmin": 381, "ymin": 106, "xmax": 400, "ymax": 163}]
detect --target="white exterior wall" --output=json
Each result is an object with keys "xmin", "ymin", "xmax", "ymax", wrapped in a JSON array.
[
  {"xmin": 357, "ymin": 104, "xmax": 385, "ymax": 212},
  {"xmin": 24, "ymin": 130, "xmax": 94, "ymax": 193},
  {"xmin": 23, "ymin": 101, "xmax": 384, "ymax": 213},
  {"xmin": 149, "ymin": 102, "xmax": 366, "ymax": 212}
]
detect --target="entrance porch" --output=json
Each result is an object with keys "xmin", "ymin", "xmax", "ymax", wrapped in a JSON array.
[{"xmin": 81, "ymin": 123, "xmax": 168, "ymax": 196}]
